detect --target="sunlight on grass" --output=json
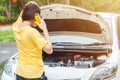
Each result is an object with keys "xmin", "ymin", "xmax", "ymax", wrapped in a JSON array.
[{"xmin": 0, "ymin": 30, "xmax": 15, "ymax": 42}]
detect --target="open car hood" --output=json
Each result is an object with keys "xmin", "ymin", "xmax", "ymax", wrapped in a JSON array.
[{"xmin": 40, "ymin": 4, "xmax": 112, "ymax": 45}]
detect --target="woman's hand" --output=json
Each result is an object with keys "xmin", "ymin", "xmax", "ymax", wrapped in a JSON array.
[
  {"xmin": 25, "ymin": 1, "xmax": 38, "ymax": 6},
  {"xmin": 35, "ymin": 19, "xmax": 47, "ymax": 31},
  {"xmin": 19, "ymin": 1, "xmax": 38, "ymax": 17}
]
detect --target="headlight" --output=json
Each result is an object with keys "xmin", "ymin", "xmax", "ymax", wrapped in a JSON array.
[
  {"xmin": 4, "ymin": 59, "xmax": 14, "ymax": 77},
  {"xmin": 90, "ymin": 63, "xmax": 117, "ymax": 80}
]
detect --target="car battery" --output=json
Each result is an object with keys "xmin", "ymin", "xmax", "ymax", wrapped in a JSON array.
[{"xmin": 74, "ymin": 60, "xmax": 93, "ymax": 68}]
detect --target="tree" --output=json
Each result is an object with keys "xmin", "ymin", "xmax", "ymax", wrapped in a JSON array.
[
  {"xmin": 65, "ymin": 0, "xmax": 70, "ymax": 4},
  {"xmin": 0, "ymin": 0, "xmax": 17, "ymax": 18},
  {"xmin": 16, "ymin": 0, "xmax": 29, "ymax": 11},
  {"xmin": 13, "ymin": 0, "xmax": 17, "ymax": 3},
  {"xmin": 1, "ymin": 0, "xmax": 12, "ymax": 18}
]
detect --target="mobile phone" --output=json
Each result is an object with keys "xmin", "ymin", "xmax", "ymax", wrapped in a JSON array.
[{"xmin": 34, "ymin": 13, "xmax": 41, "ymax": 24}]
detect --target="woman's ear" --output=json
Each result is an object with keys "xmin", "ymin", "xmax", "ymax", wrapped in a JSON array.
[{"xmin": 30, "ymin": 20, "xmax": 37, "ymax": 27}]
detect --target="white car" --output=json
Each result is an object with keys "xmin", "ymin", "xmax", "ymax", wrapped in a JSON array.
[{"xmin": 1, "ymin": 4, "xmax": 120, "ymax": 80}]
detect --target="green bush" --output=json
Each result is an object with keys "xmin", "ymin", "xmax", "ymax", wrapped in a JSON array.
[
  {"xmin": 0, "ymin": 16, "xmax": 6, "ymax": 25},
  {"xmin": 0, "ymin": 6, "xmax": 5, "ymax": 12},
  {"xmin": 0, "ymin": 16, "xmax": 6, "ymax": 20},
  {"xmin": 0, "ymin": 17, "xmax": 17, "ymax": 25},
  {"xmin": 9, "ymin": 17, "xmax": 18, "ymax": 23},
  {"xmin": 0, "ymin": 60, "xmax": 7, "ymax": 76}
]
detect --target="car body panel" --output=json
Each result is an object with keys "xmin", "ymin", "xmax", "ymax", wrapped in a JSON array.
[
  {"xmin": 41, "ymin": 4, "xmax": 112, "ymax": 45},
  {"xmin": 98, "ymin": 12, "xmax": 120, "ymax": 64},
  {"xmin": 1, "ymin": 72, "xmax": 12, "ymax": 80},
  {"xmin": 44, "ymin": 65, "xmax": 96, "ymax": 80}
]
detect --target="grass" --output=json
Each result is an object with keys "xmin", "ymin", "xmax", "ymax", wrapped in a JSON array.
[
  {"xmin": 0, "ymin": 61, "xmax": 7, "ymax": 77},
  {"xmin": 0, "ymin": 61, "xmax": 7, "ymax": 79},
  {"xmin": 0, "ymin": 29, "xmax": 15, "ymax": 42}
]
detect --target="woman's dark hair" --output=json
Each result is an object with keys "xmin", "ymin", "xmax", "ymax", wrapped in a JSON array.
[{"xmin": 22, "ymin": 3, "xmax": 40, "ymax": 21}]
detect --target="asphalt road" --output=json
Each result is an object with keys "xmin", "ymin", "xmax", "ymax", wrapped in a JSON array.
[
  {"xmin": 0, "ymin": 42, "xmax": 17, "ymax": 79},
  {"xmin": 0, "ymin": 42, "xmax": 17, "ymax": 63}
]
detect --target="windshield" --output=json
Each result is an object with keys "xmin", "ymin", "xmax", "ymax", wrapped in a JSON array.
[{"xmin": 51, "ymin": 35, "xmax": 104, "ymax": 45}]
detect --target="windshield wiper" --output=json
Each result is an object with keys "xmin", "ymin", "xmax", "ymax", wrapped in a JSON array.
[
  {"xmin": 53, "ymin": 42, "xmax": 83, "ymax": 46},
  {"xmin": 84, "ymin": 42, "xmax": 107, "ymax": 46},
  {"xmin": 52, "ymin": 42, "xmax": 106, "ymax": 46}
]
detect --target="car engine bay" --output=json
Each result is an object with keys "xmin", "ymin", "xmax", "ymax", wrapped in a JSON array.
[{"xmin": 43, "ymin": 51, "xmax": 108, "ymax": 68}]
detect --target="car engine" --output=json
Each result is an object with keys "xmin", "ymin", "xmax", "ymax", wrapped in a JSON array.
[{"xmin": 43, "ymin": 52, "xmax": 106, "ymax": 68}]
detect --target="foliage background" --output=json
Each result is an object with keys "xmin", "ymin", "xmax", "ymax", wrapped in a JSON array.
[{"xmin": 0, "ymin": 0, "xmax": 120, "ymax": 25}]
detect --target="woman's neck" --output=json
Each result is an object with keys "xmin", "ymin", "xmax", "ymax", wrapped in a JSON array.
[
  {"xmin": 18, "ymin": 21, "xmax": 31, "ymax": 28},
  {"xmin": 23, "ymin": 21, "xmax": 31, "ymax": 26}
]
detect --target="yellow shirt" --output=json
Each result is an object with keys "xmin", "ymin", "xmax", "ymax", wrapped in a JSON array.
[{"xmin": 12, "ymin": 17, "xmax": 47, "ymax": 78}]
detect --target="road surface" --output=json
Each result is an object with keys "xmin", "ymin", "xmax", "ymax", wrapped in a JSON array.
[{"xmin": 0, "ymin": 42, "xmax": 17, "ymax": 63}]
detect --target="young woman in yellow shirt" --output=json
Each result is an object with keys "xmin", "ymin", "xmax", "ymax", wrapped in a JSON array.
[{"xmin": 12, "ymin": 1, "xmax": 53, "ymax": 80}]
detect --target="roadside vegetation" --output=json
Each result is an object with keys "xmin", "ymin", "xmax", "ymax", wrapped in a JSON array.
[
  {"xmin": 0, "ymin": 61, "xmax": 7, "ymax": 78},
  {"xmin": 0, "ymin": 0, "xmax": 120, "ymax": 42},
  {"xmin": 0, "ymin": 61, "xmax": 6, "ymax": 73},
  {"xmin": 1, "ymin": 0, "xmax": 120, "ymax": 25},
  {"xmin": 0, "ymin": 29, "xmax": 15, "ymax": 42}
]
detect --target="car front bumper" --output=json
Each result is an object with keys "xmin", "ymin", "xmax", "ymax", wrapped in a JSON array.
[
  {"xmin": 1, "ymin": 72, "xmax": 13, "ymax": 80},
  {"xmin": 1, "ymin": 70, "xmax": 86, "ymax": 80}
]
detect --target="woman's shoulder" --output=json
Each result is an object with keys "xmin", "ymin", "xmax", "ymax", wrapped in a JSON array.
[
  {"xmin": 27, "ymin": 26, "xmax": 36, "ymax": 31},
  {"xmin": 27, "ymin": 26, "xmax": 40, "ymax": 34}
]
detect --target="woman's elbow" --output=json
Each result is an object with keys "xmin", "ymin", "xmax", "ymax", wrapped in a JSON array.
[
  {"xmin": 43, "ymin": 46, "xmax": 53, "ymax": 54},
  {"xmin": 47, "ymin": 48, "xmax": 53, "ymax": 54}
]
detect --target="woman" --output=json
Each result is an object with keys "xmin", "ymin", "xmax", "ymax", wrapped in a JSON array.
[{"xmin": 12, "ymin": 1, "xmax": 53, "ymax": 80}]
